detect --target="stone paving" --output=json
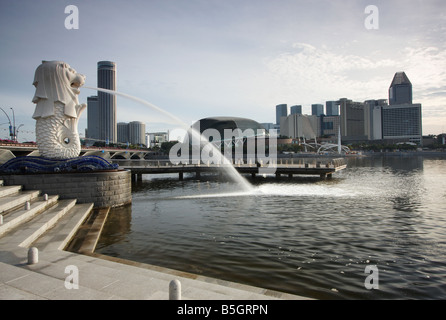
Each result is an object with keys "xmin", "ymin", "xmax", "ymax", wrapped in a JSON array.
[{"xmin": 0, "ymin": 182, "xmax": 310, "ymax": 300}]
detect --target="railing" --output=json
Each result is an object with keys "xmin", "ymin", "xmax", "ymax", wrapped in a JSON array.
[{"xmin": 113, "ymin": 157, "xmax": 347, "ymax": 169}]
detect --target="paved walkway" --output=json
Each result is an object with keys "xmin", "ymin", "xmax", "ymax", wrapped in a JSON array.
[{"xmin": 0, "ymin": 184, "xmax": 310, "ymax": 300}]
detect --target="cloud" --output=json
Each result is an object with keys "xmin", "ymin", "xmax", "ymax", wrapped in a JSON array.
[
  {"xmin": 263, "ymin": 42, "xmax": 446, "ymax": 133},
  {"xmin": 264, "ymin": 43, "xmax": 395, "ymax": 103}
]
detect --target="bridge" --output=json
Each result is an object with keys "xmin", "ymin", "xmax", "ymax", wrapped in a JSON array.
[
  {"xmin": 117, "ymin": 158, "xmax": 347, "ymax": 181},
  {"xmin": 0, "ymin": 144, "xmax": 151, "ymax": 159}
]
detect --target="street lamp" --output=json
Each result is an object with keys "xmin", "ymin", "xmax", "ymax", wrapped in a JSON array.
[
  {"xmin": 16, "ymin": 124, "xmax": 24, "ymax": 142},
  {"xmin": 0, "ymin": 107, "xmax": 13, "ymax": 141},
  {"xmin": 10, "ymin": 107, "xmax": 16, "ymax": 142},
  {"xmin": 0, "ymin": 107, "xmax": 20, "ymax": 142}
]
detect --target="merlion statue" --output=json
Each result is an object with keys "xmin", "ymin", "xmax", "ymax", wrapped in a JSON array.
[{"xmin": 32, "ymin": 60, "xmax": 86, "ymax": 159}]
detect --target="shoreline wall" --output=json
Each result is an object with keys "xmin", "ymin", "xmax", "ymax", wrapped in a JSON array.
[{"xmin": 0, "ymin": 170, "xmax": 132, "ymax": 208}]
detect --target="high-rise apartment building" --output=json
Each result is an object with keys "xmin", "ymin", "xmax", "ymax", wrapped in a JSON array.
[{"xmin": 98, "ymin": 61, "xmax": 117, "ymax": 143}]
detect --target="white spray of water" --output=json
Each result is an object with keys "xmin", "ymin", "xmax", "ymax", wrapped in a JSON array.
[
  {"xmin": 176, "ymin": 182, "xmax": 363, "ymax": 199},
  {"xmin": 84, "ymin": 86, "xmax": 253, "ymax": 192}
]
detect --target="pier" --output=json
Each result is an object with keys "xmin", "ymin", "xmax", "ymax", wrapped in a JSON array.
[{"xmin": 119, "ymin": 158, "xmax": 347, "ymax": 181}]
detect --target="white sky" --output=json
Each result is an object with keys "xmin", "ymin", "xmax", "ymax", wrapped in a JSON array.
[{"xmin": 0, "ymin": 0, "xmax": 445, "ymax": 142}]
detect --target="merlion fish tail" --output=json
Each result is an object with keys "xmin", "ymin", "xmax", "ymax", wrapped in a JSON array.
[{"xmin": 36, "ymin": 102, "xmax": 86, "ymax": 159}]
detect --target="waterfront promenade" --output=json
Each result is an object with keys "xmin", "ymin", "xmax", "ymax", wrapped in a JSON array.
[{"xmin": 0, "ymin": 181, "xmax": 309, "ymax": 300}]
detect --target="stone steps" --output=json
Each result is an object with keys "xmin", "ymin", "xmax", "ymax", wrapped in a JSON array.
[
  {"xmin": 0, "ymin": 183, "xmax": 94, "ymax": 258},
  {"xmin": 0, "ymin": 189, "xmax": 40, "ymax": 215},
  {"xmin": 0, "ymin": 195, "xmax": 59, "ymax": 237}
]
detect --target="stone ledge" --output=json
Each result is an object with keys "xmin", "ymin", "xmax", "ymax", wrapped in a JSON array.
[{"xmin": 0, "ymin": 170, "xmax": 132, "ymax": 209}]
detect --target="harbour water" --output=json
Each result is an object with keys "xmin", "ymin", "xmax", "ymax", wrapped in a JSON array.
[{"xmin": 96, "ymin": 155, "xmax": 446, "ymax": 299}]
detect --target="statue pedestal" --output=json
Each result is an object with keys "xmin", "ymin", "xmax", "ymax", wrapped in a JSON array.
[{"xmin": 0, "ymin": 169, "xmax": 132, "ymax": 208}]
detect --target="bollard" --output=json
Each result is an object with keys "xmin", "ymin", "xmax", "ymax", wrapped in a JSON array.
[
  {"xmin": 25, "ymin": 201, "xmax": 31, "ymax": 210},
  {"xmin": 28, "ymin": 247, "xmax": 38, "ymax": 265},
  {"xmin": 0, "ymin": 214, "xmax": 3, "ymax": 225},
  {"xmin": 43, "ymin": 194, "xmax": 48, "ymax": 201},
  {"xmin": 169, "ymin": 279, "xmax": 181, "ymax": 300}
]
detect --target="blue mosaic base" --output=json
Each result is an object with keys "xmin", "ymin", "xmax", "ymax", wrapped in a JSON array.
[{"xmin": 0, "ymin": 156, "xmax": 119, "ymax": 174}]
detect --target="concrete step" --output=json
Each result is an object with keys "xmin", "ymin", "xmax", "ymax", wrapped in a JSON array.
[
  {"xmin": 0, "ymin": 195, "xmax": 59, "ymax": 237},
  {"xmin": 0, "ymin": 185, "xmax": 21, "ymax": 197},
  {"xmin": 0, "ymin": 190, "xmax": 40, "ymax": 214},
  {"xmin": 18, "ymin": 199, "xmax": 78, "ymax": 249},
  {"xmin": 33, "ymin": 203, "xmax": 94, "ymax": 252},
  {"xmin": 0, "ymin": 199, "xmax": 77, "ymax": 250}
]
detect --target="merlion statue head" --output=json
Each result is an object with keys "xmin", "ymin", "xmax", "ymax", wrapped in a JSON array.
[
  {"xmin": 32, "ymin": 61, "xmax": 87, "ymax": 159},
  {"xmin": 32, "ymin": 60, "xmax": 85, "ymax": 119}
]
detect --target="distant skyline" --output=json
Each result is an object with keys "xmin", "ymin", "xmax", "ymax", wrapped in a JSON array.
[{"xmin": 0, "ymin": 0, "xmax": 445, "ymax": 142}]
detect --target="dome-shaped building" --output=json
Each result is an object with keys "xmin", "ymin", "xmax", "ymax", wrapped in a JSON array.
[{"xmin": 191, "ymin": 116, "xmax": 267, "ymax": 143}]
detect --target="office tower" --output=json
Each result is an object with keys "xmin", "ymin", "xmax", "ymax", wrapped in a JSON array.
[
  {"xmin": 382, "ymin": 104, "xmax": 422, "ymax": 143},
  {"xmin": 311, "ymin": 104, "xmax": 324, "ymax": 116},
  {"xmin": 117, "ymin": 122, "xmax": 129, "ymax": 144},
  {"xmin": 326, "ymin": 101, "xmax": 339, "ymax": 116},
  {"xmin": 87, "ymin": 96, "xmax": 99, "ymax": 141},
  {"xmin": 276, "ymin": 104, "xmax": 287, "ymax": 125},
  {"xmin": 320, "ymin": 116, "xmax": 341, "ymax": 139},
  {"xmin": 383, "ymin": 72, "xmax": 422, "ymax": 144},
  {"xmin": 389, "ymin": 71, "xmax": 412, "ymax": 105},
  {"xmin": 364, "ymin": 99, "xmax": 386, "ymax": 140},
  {"xmin": 129, "ymin": 121, "xmax": 146, "ymax": 146},
  {"xmin": 280, "ymin": 114, "xmax": 318, "ymax": 139},
  {"xmin": 117, "ymin": 121, "xmax": 146, "ymax": 146},
  {"xmin": 290, "ymin": 105, "xmax": 302, "ymax": 115},
  {"xmin": 98, "ymin": 61, "xmax": 117, "ymax": 143},
  {"xmin": 339, "ymin": 98, "xmax": 368, "ymax": 141}
]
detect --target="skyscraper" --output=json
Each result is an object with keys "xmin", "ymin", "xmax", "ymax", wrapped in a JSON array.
[
  {"xmin": 383, "ymin": 72, "xmax": 422, "ymax": 144},
  {"xmin": 117, "ymin": 121, "xmax": 146, "ymax": 146},
  {"xmin": 389, "ymin": 71, "xmax": 412, "ymax": 105},
  {"xmin": 98, "ymin": 61, "xmax": 117, "ymax": 143},
  {"xmin": 290, "ymin": 105, "xmax": 302, "ymax": 115},
  {"xmin": 87, "ymin": 96, "xmax": 99, "ymax": 141},
  {"xmin": 276, "ymin": 104, "xmax": 287, "ymax": 125},
  {"xmin": 311, "ymin": 104, "xmax": 324, "ymax": 116},
  {"xmin": 117, "ymin": 122, "xmax": 129, "ymax": 144},
  {"xmin": 325, "ymin": 101, "xmax": 339, "ymax": 116},
  {"xmin": 129, "ymin": 121, "xmax": 146, "ymax": 146},
  {"xmin": 339, "ymin": 98, "xmax": 368, "ymax": 141}
]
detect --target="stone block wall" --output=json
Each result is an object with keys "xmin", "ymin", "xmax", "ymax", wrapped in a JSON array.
[{"xmin": 0, "ymin": 170, "xmax": 132, "ymax": 208}]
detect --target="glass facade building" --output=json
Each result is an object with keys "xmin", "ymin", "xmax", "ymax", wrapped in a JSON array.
[
  {"xmin": 290, "ymin": 105, "xmax": 302, "ymax": 115},
  {"xmin": 276, "ymin": 104, "xmax": 287, "ymax": 125},
  {"xmin": 98, "ymin": 61, "xmax": 117, "ymax": 143},
  {"xmin": 382, "ymin": 104, "xmax": 422, "ymax": 143},
  {"xmin": 325, "ymin": 101, "xmax": 339, "ymax": 116},
  {"xmin": 389, "ymin": 72, "xmax": 412, "ymax": 105},
  {"xmin": 87, "ymin": 96, "xmax": 99, "ymax": 141},
  {"xmin": 311, "ymin": 104, "xmax": 324, "ymax": 116}
]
